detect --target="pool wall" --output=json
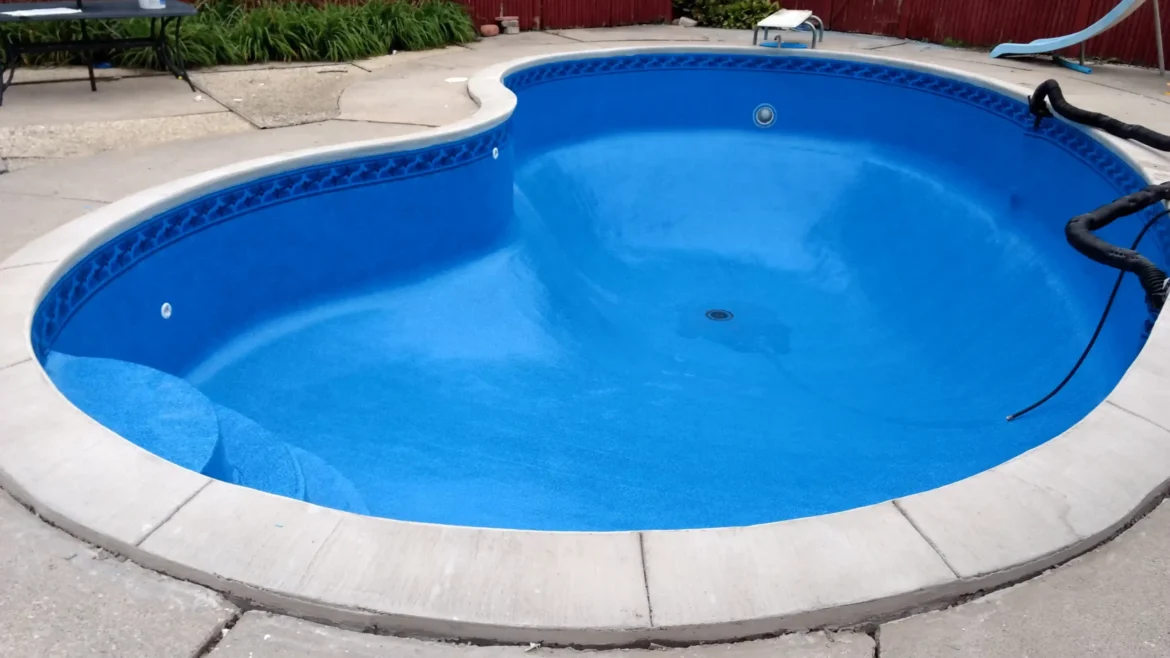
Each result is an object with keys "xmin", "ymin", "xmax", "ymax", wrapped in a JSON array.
[
  {"xmin": 36, "ymin": 125, "xmax": 512, "ymax": 375},
  {"xmin": 3, "ymin": 46, "xmax": 1170, "ymax": 644}
]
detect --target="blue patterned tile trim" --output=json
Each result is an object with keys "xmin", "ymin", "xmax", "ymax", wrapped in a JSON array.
[
  {"xmin": 31, "ymin": 122, "xmax": 510, "ymax": 360},
  {"xmin": 506, "ymin": 52, "xmax": 1166, "ymax": 263}
]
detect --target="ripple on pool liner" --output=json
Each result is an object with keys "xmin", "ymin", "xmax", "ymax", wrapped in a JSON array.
[
  {"xmin": 286, "ymin": 446, "xmax": 370, "ymax": 515},
  {"xmin": 213, "ymin": 405, "xmax": 306, "ymax": 501},
  {"xmin": 43, "ymin": 352, "xmax": 227, "ymax": 475}
]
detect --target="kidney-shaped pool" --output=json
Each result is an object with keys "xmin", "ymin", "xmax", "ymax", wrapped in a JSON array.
[{"xmin": 31, "ymin": 51, "xmax": 1166, "ymax": 531}]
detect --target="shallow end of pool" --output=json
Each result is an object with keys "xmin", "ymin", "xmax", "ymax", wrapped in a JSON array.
[{"xmin": 2, "ymin": 45, "xmax": 1170, "ymax": 644}]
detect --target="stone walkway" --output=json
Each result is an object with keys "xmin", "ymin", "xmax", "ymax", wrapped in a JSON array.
[{"xmin": 2, "ymin": 25, "xmax": 1170, "ymax": 657}]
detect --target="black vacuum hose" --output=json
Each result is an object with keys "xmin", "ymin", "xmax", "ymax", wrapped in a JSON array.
[
  {"xmin": 1008, "ymin": 81, "xmax": 1170, "ymax": 420},
  {"xmin": 1029, "ymin": 79, "xmax": 1170, "ymax": 311},
  {"xmin": 1065, "ymin": 184, "xmax": 1170, "ymax": 311},
  {"xmin": 1030, "ymin": 79, "xmax": 1170, "ymax": 150}
]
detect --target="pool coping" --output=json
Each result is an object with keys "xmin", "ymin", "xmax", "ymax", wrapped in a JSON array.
[{"xmin": 3, "ymin": 45, "xmax": 1170, "ymax": 645}]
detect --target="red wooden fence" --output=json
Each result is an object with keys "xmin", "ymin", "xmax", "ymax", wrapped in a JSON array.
[{"xmin": 784, "ymin": 0, "xmax": 1168, "ymax": 68}]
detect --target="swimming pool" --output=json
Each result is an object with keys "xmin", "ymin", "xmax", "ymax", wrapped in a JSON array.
[{"xmin": 30, "ymin": 50, "xmax": 1166, "ymax": 533}]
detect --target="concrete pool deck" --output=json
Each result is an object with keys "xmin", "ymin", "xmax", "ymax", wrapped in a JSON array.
[{"xmin": 4, "ymin": 26, "xmax": 1170, "ymax": 657}]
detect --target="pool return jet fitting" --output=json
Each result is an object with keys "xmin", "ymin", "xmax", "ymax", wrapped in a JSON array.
[{"xmin": 1008, "ymin": 80, "xmax": 1170, "ymax": 421}]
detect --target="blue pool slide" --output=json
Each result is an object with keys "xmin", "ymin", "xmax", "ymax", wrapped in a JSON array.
[{"xmin": 990, "ymin": 0, "xmax": 1149, "ymax": 73}]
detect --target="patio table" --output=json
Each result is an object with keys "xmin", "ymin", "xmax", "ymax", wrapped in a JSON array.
[{"xmin": 0, "ymin": 0, "xmax": 196, "ymax": 106}]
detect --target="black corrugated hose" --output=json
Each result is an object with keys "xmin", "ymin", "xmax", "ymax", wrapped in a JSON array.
[
  {"xmin": 1029, "ymin": 79, "xmax": 1170, "ymax": 150},
  {"xmin": 1007, "ymin": 81, "xmax": 1170, "ymax": 421}
]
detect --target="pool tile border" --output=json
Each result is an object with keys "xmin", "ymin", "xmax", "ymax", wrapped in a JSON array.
[
  {"xmin": 2, "ymin": 45, "xmax": 1170, "ymax": 644},
  {"xmin": 642, "ymin": 503, "xmax": 960, "ymax": 640},
  {"xmin": 29, "ymin": 124, "xmax": 511, "ymax": 361},
  {"xmin": 898, "ymin": 402, "xmax": 1170, "ymax": 583}
]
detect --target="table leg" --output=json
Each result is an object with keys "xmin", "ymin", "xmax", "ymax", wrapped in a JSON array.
[
  {"xmin": 161, "ymin": 17, "xmax": 194, "ymax": 91},
  {"xmin": 152, "ymin": 17, "xmax": 165, "ymax": 72},
  {"xmin": 0, "ymin": 38, "xmax": 16, "ymax": 106},
  {"xmin": 79, "ymin": 20, "xmax": 96, "ymax": 92}
]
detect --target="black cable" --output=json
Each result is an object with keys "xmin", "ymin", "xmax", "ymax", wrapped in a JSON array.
[{"xmin": 1007, "ymin": 209, "xmax": 1170, "ymax": 421}]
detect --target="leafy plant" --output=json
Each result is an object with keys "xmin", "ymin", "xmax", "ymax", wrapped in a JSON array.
[
  {"xmin": 674, "ymin": 0, "xmax": 779, "ymax": 29},
  {"xmin": 0, "ymin": 0, "xmax": 476, "ymax": 68}
]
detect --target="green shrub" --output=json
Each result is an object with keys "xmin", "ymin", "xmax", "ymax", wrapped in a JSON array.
[
  {"xmin": 674, "ymin": 0, "xmax": 779, "ymax": 29},
  {"xmin": 0, "ymin": 0, "xmax": 476, "ymax": 68}
]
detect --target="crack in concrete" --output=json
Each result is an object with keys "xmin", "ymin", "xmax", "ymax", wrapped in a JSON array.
[
  {"xmin": 637, "ymin": 532, "xmax": 655, "ymax": 627},
  {"xmin": 862, "ymin": 40, "xmax": 910, "ymax": 51},
  {"xmin": 329, "ymin": 117, "xmax": 440, "ymax": 129},
  {"xmin": 0, "ymin": 357, "xmax": 31, "ymax": 372},
  {"xmin": 0, "ymin": 259, "xmax": 58, "ymax": 271},
  {"xmin": 1107, "ymin": 398, "xmax": 1170, "ymax": 435},
  {"xmin": 134, "ymin": 479, "xmax": 213, "ymax": 547},
  {"xmin": 891, "ymin": 499, "xmax": 961, "ymax": 579},
  {"xmin": 0, "ymin": 188, "xmax": 109, "ymax": 204},
  {"xmin": 544, "ymin": 31, "xmax": 588, "ymax": 43},
  {"xmin": 292, "ymin": 517, "xmax": 345, "ymax": 592},
  {"xmin": 193, "ymin": 609, "xmax": 243, "ymax": 658},
  {"xmin": 997, "ymin": 469, "xmax": 1080, "ymax": 538}
]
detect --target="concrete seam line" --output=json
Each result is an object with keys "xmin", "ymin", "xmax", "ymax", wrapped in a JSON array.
[
  {"xmin": 191, "ymin": 609, "xmax": 243, "ymax": 658},
  {"xmin": 892, "ymin": 499, "xmax": 961, "ymax": 579},
  {"xmin": 134, "ymin": 478, "xmax": 213, "ymax": 547},
  {"xmin": 0, "ymin": 357, "xmax": 31, "ymax": 372},
  {"xmin": 637, "ymin": 532, "xmax": 654, "ymax": 627},
  {"xmin": 0, "ymin": 259, "xmax": 58, "ymax": 272},
  {"xmin": 1106, "ymin": 398, "xmax": 1170, "ymax": 435}
]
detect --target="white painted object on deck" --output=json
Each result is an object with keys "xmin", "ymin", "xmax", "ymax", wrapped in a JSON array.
[
  {"xmin": 2, "ymin": 7, "xmax": 80, "ymax": 16},
  {"xmin": 752, "ymin": 9, "xmax": 824, "ymax": 48}
]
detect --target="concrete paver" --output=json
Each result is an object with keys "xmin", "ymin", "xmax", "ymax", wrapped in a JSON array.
[
  {"xmin": 474, "ymin": 32, "xmax": 581, "ymax": 47},
  {"xmin": 0, "ymin": 192, "xmax": 103, "ymax": 261},
  {"xmin": 353, "ymin": 46, "xmax": 467, "ymax": 72},
  {"xmin": 644, "ymin": 503, "xmax": 953, "ymax": 636},
  {"xmin": 0, "ymin": 113, "xmax": 253, "ymax": 160},
  {"xmin": 193, "ymin": 64, "xmax": 368, "ymax": 128},
  {"xmin": 0, "ymin": 490, "xmax": 237, "ymax": 658},
  {"xmin": 0, "ymin": 75, "xmax": 223, "ymax": 125},
  {"xmin": 553, "ymin": 26, "xmax": 710, "ymax": 42},
  {"xmin": 211, "ymin": 612, "xmax": 874, "ymax": 658},
  {"xmin": 881, "ymin": 502, "xmax": 1170, "ymax": 658},
  {"xmin": 8, "ymin": 65, "xmax": 158, "ymax": 84},
  {"xmin": 339, "ymin": 65, "xmax": 479, "ymax": 125},
  {"xmin": 0, "ymin": 119, "xmax": 421, "ymax": 202}
]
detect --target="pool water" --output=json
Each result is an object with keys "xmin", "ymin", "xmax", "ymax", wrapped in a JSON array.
[{"xmin": 38, "ymin": 54, "xmax": 1163, "ymax": 530}]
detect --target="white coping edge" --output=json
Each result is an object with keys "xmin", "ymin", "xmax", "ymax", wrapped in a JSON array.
[{"xmin": 2, "ymin": 45, "xmax": 1170, "ymax": 645}]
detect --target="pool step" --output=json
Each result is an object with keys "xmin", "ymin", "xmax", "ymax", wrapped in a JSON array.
[
  {"xmin": 212, "ymin": 405, "xmax": 368, "ymax": 514},
  {"xmin": 44, "ymin": 352, "xmax": 229, "ymax": 476},
  {"xmin": 41, "ymin": 351, "xmax": 366, "ymax": 514},
  {"xmin": 212, "ymin": 405, "xmax": 306, "ymax": 502},
  {"xmin": 287, "ymin": 446, "xmax": 370, "ymax": 515}
]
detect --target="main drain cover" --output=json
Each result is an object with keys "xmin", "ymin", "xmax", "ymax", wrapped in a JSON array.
[{"xmin": 705, "ymin": 309, "xmax": 734, "ymax": 321}]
